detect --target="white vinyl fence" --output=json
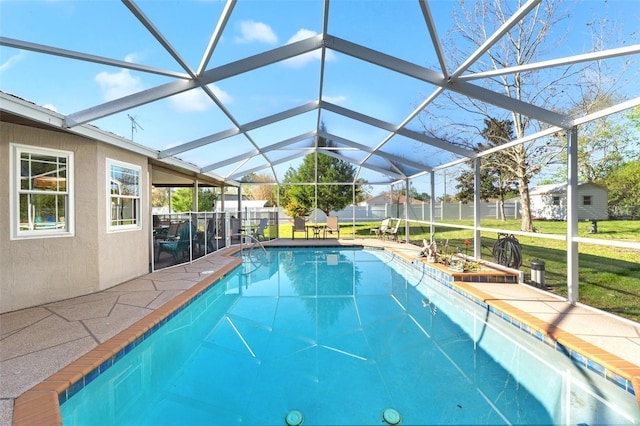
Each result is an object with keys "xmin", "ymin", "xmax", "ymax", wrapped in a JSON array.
[{"xmin": 231, "ymin": 201, "xmax": 521, "ymax": 224}]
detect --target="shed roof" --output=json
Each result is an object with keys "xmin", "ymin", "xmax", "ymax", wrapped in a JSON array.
[{"xmin": 530, "ymin": 182, "xmax": 608, "ymax": 195}]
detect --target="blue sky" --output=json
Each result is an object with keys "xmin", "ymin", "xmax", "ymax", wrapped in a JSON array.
[{"xmin": 1, "ymin": 0, "xmax": 639, "ymax": 196}]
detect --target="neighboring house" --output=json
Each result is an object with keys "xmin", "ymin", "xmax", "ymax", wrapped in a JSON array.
[
  {"xmin": 360, "ymin": 194, "xmax": 423, "ymax": 208},
  {"xmin": 529, "ymin": 182, "xmax": 608, "ymax": 221},
  {"xmin": 1, "ymin": 92, "xmax": 232, "ymax": 313}
]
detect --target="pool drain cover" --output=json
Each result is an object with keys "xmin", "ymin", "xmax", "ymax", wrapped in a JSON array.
[
  {"xmin": 285, "ymin": 409, "xmax": 304, "ymax": 426},
  {"xmin": 382, "ymin": 408, "xmax": 401, "ymax": 425}
]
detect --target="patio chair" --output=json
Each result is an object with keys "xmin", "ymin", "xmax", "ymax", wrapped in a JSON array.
[
  {"xmin": 384, "ymin": 219, "xmax": 401, "ymax": 241},
  {"xmin": 324, "ymin": 216, "xmax": 340, "ymax": 239},
  {"xmin": 157, "ymin": 221, "xmax": 196, "ymax": 262},
  {"xmin": 230, "ymin": 216, "xmax": 242, "ymax": 244},
  {"xmin": 253, "ymin": 218, "xmax": 269, "ymax": 241},
  {"xmin": 292, "ymin": 217, "xmax": 309, "ymax": 239},
  {"xmin": 370, "ymin": 217, "xmax": 391, "ymax": 238},
  {"xmin": 155, "ymin": 221, "xmax": 179, "ymax": 240}
]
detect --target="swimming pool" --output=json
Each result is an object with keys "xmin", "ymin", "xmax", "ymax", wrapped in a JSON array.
[{"xmin": 60, "ymin": 247, "xmax": 640, "ymax": 425}]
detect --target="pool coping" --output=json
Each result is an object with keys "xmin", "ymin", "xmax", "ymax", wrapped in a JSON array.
[
  {"xmin": 402, "ymin": 251, "xmax": 640, "ymax": 406},
  {"xmin": 10, "ymin": 243, "xmax": 640, "ymax": 425},
  {"xmin": 11, "ymin": 252, "xmax": 243, "ymax": 426}
]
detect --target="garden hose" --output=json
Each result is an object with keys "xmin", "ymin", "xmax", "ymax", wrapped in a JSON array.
[{"xmin": 492, "ymin": 233, "xmax": 523, "ymax": 269}]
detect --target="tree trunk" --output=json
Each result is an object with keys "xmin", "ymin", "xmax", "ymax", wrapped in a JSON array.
[{"xmin": 519, "ymin": 181, "xmax": 534, "ymax": 231}]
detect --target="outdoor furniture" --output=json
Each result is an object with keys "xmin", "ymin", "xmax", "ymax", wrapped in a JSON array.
[
  {"xmin": 324, "ymin": 216, "xmax": 340, "ymax": 239},
  {"xmin": 253, "ymin": 218, "xmax": 269, "ymax": 241},
  {"xmin": 156, "ymin": 222, "xmax": 196, "ymax": 262},
  {"xmin": 292, "ymin": 217, "xmax": 309, "ymax": 239},
  {"xmin": 204, "ymin": 218, "xmax": 224, "ymax": 251},
  {"xmin": 370, "ymin": 217, "xmax": 391, "ymax": 238},
  {"xmin": 230, "ymin": 217, "xmax": 242, "ymax": 244},
  {"xmin": 155, "ymin": 221, "xmax": 179, "ymax": 240},
  {"xmin": 307, "ymin": 223, "xmax": 323, "ymax": 239},
  {"xmin": 384, "ymin": 219, "xmax": 401, "ymax": 241}
]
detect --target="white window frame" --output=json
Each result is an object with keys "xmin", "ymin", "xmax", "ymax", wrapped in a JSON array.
[
  {"xmin": 107, "ymin": 158, "xmax": 142, "ymax": 232},
  {"xmin": 582, "ymin": 195, "xmax": 592, "ymax": 206},
  {"xmin": 10, "ymin": 143, "xmax": 75, "ymax": 240}
]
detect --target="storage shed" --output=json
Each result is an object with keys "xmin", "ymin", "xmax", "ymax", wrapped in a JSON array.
[{"xmin": 529, "ymin": 182, "xmax": 609, "ymax": 221}]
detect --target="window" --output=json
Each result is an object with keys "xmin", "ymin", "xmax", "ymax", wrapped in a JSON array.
[
  {"xmin": 552, "ymin": 196, "xmax": 560, "ymax": 206},
  {"xmin": 583, "ymin": 195, "xmax": 592, "ymax": 206},
  {"xmin": 11, "ymin": 144, "xmax": 74, "ymax": 239},
  {"xmin": 108, "ymin": 159, "xmax": 141, "ymax": 231}
]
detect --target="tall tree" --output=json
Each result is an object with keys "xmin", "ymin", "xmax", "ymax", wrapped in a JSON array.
[
  {"xmin": 424, "ymin": 0, "xmax": 572, "ymax": 231},
  {"xmin": 241, "ymin": 172, "xmax": 277, "ymax": 205},
  {"xmin": 546, "ymin": 14, "xmax": 639, "ymax": 185},
  {"xmin": 627, "ymin": 106, "xmax": 640, "ymax": 129},
  {"xmin": 554, "ymin": 94, "xmax": 637, "ymax": 183},
  {"xmin": 152, "ymin": 187, "xmax": 169, "ymax": 207},
  {"xmin": 282, "ymin": 123, "xmax": 361, "ymax": 216},
  {"xmin": 385, "ymin": 186, "xmax": 430, "ymax": 203},
  {"xmin": 605, "ymin": 161, "xmax": 640, "ymax": 219},
  {"xmin": 170, "ymin": 187, "xmax": 217, "ymax": 212},
  {"xmin": 455, "ymin": 166, "xmax": 504, "ymax": 202},
  {"xmin": 480, "ymin": 118, "xmax": 521, "ymax": 219}
]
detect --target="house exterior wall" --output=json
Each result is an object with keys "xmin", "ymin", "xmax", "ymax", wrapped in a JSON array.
[
  {"xmin": 577, "ymin": 183, "xmax": 609, "ymax": 221},
  {"xmin": 0, "ymin": 122, "xmax": 149, "ymax": 313},
  {"xmin": 530, "ymin": 192, "xmax": 567, "ymax": 220},
  {"xmin": 530, "ymin": 183, "xmax": 608, "ymax": 221},
  {"xmin": 96, "ymin": 143, "xmax": 150, "ymax": 290}
]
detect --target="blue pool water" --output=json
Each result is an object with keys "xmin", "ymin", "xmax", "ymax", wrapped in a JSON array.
[{"xmin": 61, "ymin": 247, "xmax": 639, "ymax": 425}]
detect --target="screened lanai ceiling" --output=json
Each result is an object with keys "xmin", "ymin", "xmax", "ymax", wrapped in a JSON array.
[{"xmin": 1, "ymin": 0, "xmax": 639, "ymax": 187}]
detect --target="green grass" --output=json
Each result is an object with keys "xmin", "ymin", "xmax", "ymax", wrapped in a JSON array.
[{"xmin": 278, "ymin": 219, "xmax": 640, "ymax": 322}]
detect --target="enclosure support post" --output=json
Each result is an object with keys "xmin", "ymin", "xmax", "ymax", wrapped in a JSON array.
[
  {"xmin": 404, "ymin": 178, "xmax": 410, "ymax": 242},
  {"xmin": 567, "ymin": 126, "xmax": 579, "ymax": 304},
  {"xmin": 430, "ymin": 171, "xmax": 435, "ymax": 238},
  {"xmin": 352, "ymin": 183, "xmax": 356, "ymax": 239},
  {"xmin": 473, "ymin": 158, "xmax": 481, "ymax": 258},
  {"xmin": 192, "ymin": 179, "xmax": 199, "ymax": 212}
]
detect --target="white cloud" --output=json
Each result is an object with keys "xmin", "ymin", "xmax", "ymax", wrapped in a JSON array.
[
  {"xmin": 124, "ymin": 52, "xmax": 142, "ymax": 63},
  {"xmin": 94, "ymin": 69, "xmax": 143, "ymax": 101},
  {"xmin": 288, "ymin": 28, "xmax": 316, "ymax": 44},
  {"xmin": 209, "ymin": 84, "xmax": 233, "ymax": 104},
  {"xmin": 169, "ymin": 85, "xmax": 232, "ymax": 112},
  {"xmin": 235, "ymin": 20, "xmax": 277, "ymax": 44},
  {"xmin": 323, "ymin": 95, "xmax": 347, "ymax": 104},
  {"xmin": 282, "ymin": 29, "xmax": 336, "ymax": 68},
  {"xmin": 42, "ymin": 104, "xmax": 58, "ymax": 112},
  {"xmin": 0, "ymin": 52, "xmax": 24, "ymax": 72}
]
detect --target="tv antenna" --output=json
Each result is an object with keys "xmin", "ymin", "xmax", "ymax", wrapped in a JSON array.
[{"xmin": 127, "ymin": 114, "xmax": 144, "ymax": 141}]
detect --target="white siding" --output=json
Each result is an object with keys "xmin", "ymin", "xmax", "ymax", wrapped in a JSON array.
[
  {"xmin": 528, "ymin": 183, "xmax": 608, "ymax": 221},
  {"xmin": 577, "ymin": 184, "xmax": 608, "ymax": 220}
]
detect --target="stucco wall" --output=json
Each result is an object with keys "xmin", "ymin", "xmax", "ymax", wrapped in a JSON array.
[
  {"xmin": 0, "ymin": 122, "xmax": 149, "ymax": 313},
  {"xmin": 96, "ymin": 143, "xmax": 150, "ymax": 290}
]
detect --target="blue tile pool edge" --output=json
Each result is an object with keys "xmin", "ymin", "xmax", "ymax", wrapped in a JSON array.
[
  {"xmin": 54, "ymin": 257, "xmax": 242, "ymax": 407},
  {"xmin": 41, "ymin": 245, "xmax": 638, "ymax": 409},
  {"xmin": 396, "ymin": 252, "xmax": 638, "ymax": 400}
]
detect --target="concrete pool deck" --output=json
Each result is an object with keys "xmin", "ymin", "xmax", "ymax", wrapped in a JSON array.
[{"xmin": 1, "ymin": 238, "xmax": 639, "ymax": 425}]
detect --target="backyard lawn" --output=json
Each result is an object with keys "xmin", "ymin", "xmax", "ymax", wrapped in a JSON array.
[{"xmin": 280, "ymin": 219, "xmax": 639, "ymax": 323}]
